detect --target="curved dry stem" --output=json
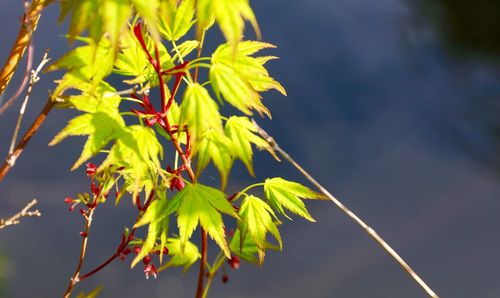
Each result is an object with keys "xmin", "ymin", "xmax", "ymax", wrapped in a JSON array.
[
  {"xmin": 0, "ymin": 0, "xmax": 49, "ymax": 98},
  {"xmin": 252, "ymin": 119, "xmax": 439, "ymax": 298}
]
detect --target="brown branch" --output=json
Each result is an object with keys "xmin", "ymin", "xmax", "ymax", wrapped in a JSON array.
[
  {"xmin": 0, "ymin": 98, "xmax": 55, "ymax": 182},
  {"xmin": 0, "ymin": 198, "xmax": 41, "ymax": 229},
  {"xmin": 252, "ymin": 120, "xmax": 439, "ymax": 298},
  {"xmin": 0, "ymin": 0, "xmax": 49, "ymax": 98}
]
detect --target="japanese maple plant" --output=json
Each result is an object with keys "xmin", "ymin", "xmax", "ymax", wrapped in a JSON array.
[
  {"xmin": 0, "ymin": 1, "xmax": 440, "ymax": 297},
  {"xmin": 44, "ymin": 0, "xmax": 325, "ymax": 297}
]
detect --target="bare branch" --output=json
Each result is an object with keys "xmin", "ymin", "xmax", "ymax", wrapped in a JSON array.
[
  {"xmin": 0, "ymin": 199, "xmax": 41, "ymax": 230},
  {"xmin": 252, "ymin": 119, "xmax": 439, "ymax": 298}
]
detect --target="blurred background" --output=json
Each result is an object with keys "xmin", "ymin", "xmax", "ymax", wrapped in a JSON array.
[{"xmin": 1, "ymin": 0, "xmax": 500, "ymax": 297}]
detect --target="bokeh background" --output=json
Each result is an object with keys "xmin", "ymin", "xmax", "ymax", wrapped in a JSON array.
[{"xmin": 1, "ymin": 0, "xmax": 500, "ymax": 297}]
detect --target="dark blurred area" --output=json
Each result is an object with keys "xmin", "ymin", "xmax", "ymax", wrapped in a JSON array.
[
  {"xmin": 414, "ymin": 0, "xmax": 500, "ymax": 176},
  {"xmin": 1, "ymin": 0, "xmax": 500, "ymax": 297}
]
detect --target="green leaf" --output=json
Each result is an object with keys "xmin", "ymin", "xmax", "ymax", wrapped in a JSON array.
[
  {"xmin": 196, "ymin": 0, "xmax": 260, "ymax": 46},
  {"xmin": 264, "ymin": 178, "xmax": 323, "ymax": 222},
  {"xmin": 212, "ymin": 42, "xmax": 286, "ymax": 96},
  {"xmin": 76, "ymin": 286, "xmax": 103, "ymax": 298},
  {"xmin": 113, "ymin": 30, "xmax": 151, "ymax": 82},
  {"xmin": 59, "ymin": 0, "xmax": 103, "ymax": 42},
  {"xmin": 100, "ymin": 125, "xmax": 163, "ymax": 196},
  {"xmin": 48, "ymin": 37, "xmax": 115, "ymax": 86},
  {"xmin": 171, "ymin": 184, "xmax": 237, "ymax": 257},
  {"xmin": 229, "ymin": 229, "xmax": 280, "ymax": 264},
  {"xmin": 210, "ymin": 41, "xmax": 286, "ymax": 116},
  {"xmin": 238, "ymin": 195, "xmax": 281, "ymax": 263},
  {"xmin": 131, "ymin": 191, "xmax": 175, "ymax": 267},
  {"xmin": 172, "ymin": 40, "xmax": 200, "ymax": 62},
  {"xmin": 55, "ymin": 80, "xmax": 121, "ymax": 114},
  {"xmin": 159, "ymin": 0, "xmax": 196, "ymax": 41},
  {"xmin": 196, "ymin": 129, "xmax": 234, "ymax": 189},
  {"xmin": 180, "ymin": 83, "xmax": 223, "ymax": 150},
  {"xmin": 224, "ymin": 116, "xmax": 270, "ymax": 176},
  {"xmin": 210, "ymin": 64, "xmax": 268, "ymax": 116},
  {"xmin": 131, "ymin": 0, "xmax": 160, "ymax": 40},
  {"xmin": 49, "ymin": 110, "xmax": 125, "ymax": 170},
  {"xmin": 163, "ymin": 237, "xmax": 201, "ymax": 271},
  {"xmin": 102, "ymin": 0, "xmax": 132, "ymax": 48},
  {"xmin": 131, "ymin": 220, "xmax": 160, "ymax": 267}
]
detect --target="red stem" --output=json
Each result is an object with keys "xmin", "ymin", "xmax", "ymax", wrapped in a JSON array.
[
  {"xmin": 196, "ymin": 230, "xmax": 208, "ymax": 298},
  {"xmin": 79, "ymin": 227, "xmax": 137, "ymax": 281},
  {"xmin": 133, "ymin": 23, "xmax": 156, "ymax": 68}
]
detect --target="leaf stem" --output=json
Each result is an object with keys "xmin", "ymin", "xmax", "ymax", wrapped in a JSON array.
[
  {"xmin": 194, "ymin": 30, "xmax": 206, "ymax": 83},
  {"xmin": 252, "ymin": 120, "xmax": 439, "ymax": 298},
  {"xmin": 233, "ymin": 182, "xmax": 265, "ymax": 202},
  {"xmin": 202, "ymin": 251, "xmax": 226, "ymax": 298}
]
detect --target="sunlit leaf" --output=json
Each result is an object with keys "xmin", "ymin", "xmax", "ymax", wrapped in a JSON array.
[
  {"xmin": 264, "ymin": 178, "xmax": 324, "ymax": 222},
  {"xmin": 163, "ymin": 237, "xmax": 201, "ymax": 271},
  {"xmin": 238, "ymin": 195, "xmax": 281, "ymax": 263},
  {"xmin": 171, "ymin": 184, "xmax": 237, "ymax": 257},
  {"xmin": 179, "ymin": 83, "xmax": 223, "ymax": 150},
  {"xmin": 196, "ymin": 129, "xmax": 234, "ymax": 189},
  {"xmin": 131, "ymin": 0, "xmax": 159, "ymax": 39},
  {"xmin": 159, "ymin": 0, "xmax": 196, "ymax": 41},
  {"xmin": 196, "ymin": 0, "xmax": 260, "ymax": 46},
  {"xmin": 224, "ymin": 116, "xmax": 270, "ymax": 176},
  {"xmin": 172, "ymin": 40, "xmax": 200, "ymax": 62}
]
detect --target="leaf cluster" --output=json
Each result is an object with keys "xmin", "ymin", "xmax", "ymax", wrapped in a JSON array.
[{"xmin": 49, "ymin": 0, "xmax": 324, "ymax": 283}]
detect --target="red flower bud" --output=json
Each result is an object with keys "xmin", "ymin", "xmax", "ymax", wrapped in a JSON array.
[
  {"xmin": 143, "ymin": 263, "xmax": 157, "ymax": 279},
  {"xmin": 86, "ymin": 162, "xmax": 97, "ymax": 177},
  {"xmin": 222, "ymin": 274, "xmax": 229, "ymax": 284},
  {"xmin": 79, "ymin": 231, "xmax": 88, "ymax": 237},
  {"xmin": 64, "ymin": 197, "xmax": 74, "ymax": 204},
  {"xmin": 143, "ymin": 255, "xmax": 151, "ymax": 264},
  {"xmin": 229, "ymin": 255, "xmax": 240, "ymax": 270},
  {"xmin": 133, "ymin": 246, "xmax": 141, "ymax": 254}
]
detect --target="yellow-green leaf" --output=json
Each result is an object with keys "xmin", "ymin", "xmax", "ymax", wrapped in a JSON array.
[
  {"xmin": 163, "ymin": 237, "xmax": 200, "ymax": 271},
  {"xmin": 180, "ymin": 83, "xmax": 222, "ymax": 150},
  {"xmin": 264, "ymin": 178, "xmax": 324, "ymax": 222},
  {"xmin": 224, "ymin": 116, "xmax": 270, "ymax": 176},
  {"xmin": 171, "ymin": 184, "xmax": 237, "ymax": 257},
  {"xmin": 102, "ymin": 0, "xmax": 132, "ymax": 48},
  {"xmin": 238, "ymin": 195, "xmax": 281, "ymax": 263},
  {"xmin": 159, "ymin": 0, "xmax": 196, "ymax": 41},
  {"xmin": 196, "ymin": 129, "xmax": 234, "ymax": 189},
  {"xmin": 131, "ymin": 0, "xmax": 160, "ymax": 40},
  {"xmin": 196, "ymin": 0, "xmax": 260, "ymax": 46}
]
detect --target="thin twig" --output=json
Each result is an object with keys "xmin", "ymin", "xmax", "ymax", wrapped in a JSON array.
[
  {"xmin": 63, "ymin": 206, "xmax": 95, "ymax": 298},
  {"xmin": 0, "ymin": 199, "xmax": 41, "ymax": 230},
  {"xmin": 8, "ymin": 49, "xmax": 51, "ymax": 156},
  {"xmin": 0, "ymin": 98, "xmax": 55, "ymax": 182},
  {"xmin": 0, "ymin": 0, "xmax": 49, "ymax": 98},
  {"xmin": 252, "ymin": 120, "xmax": 439, "ymax": 298}
]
